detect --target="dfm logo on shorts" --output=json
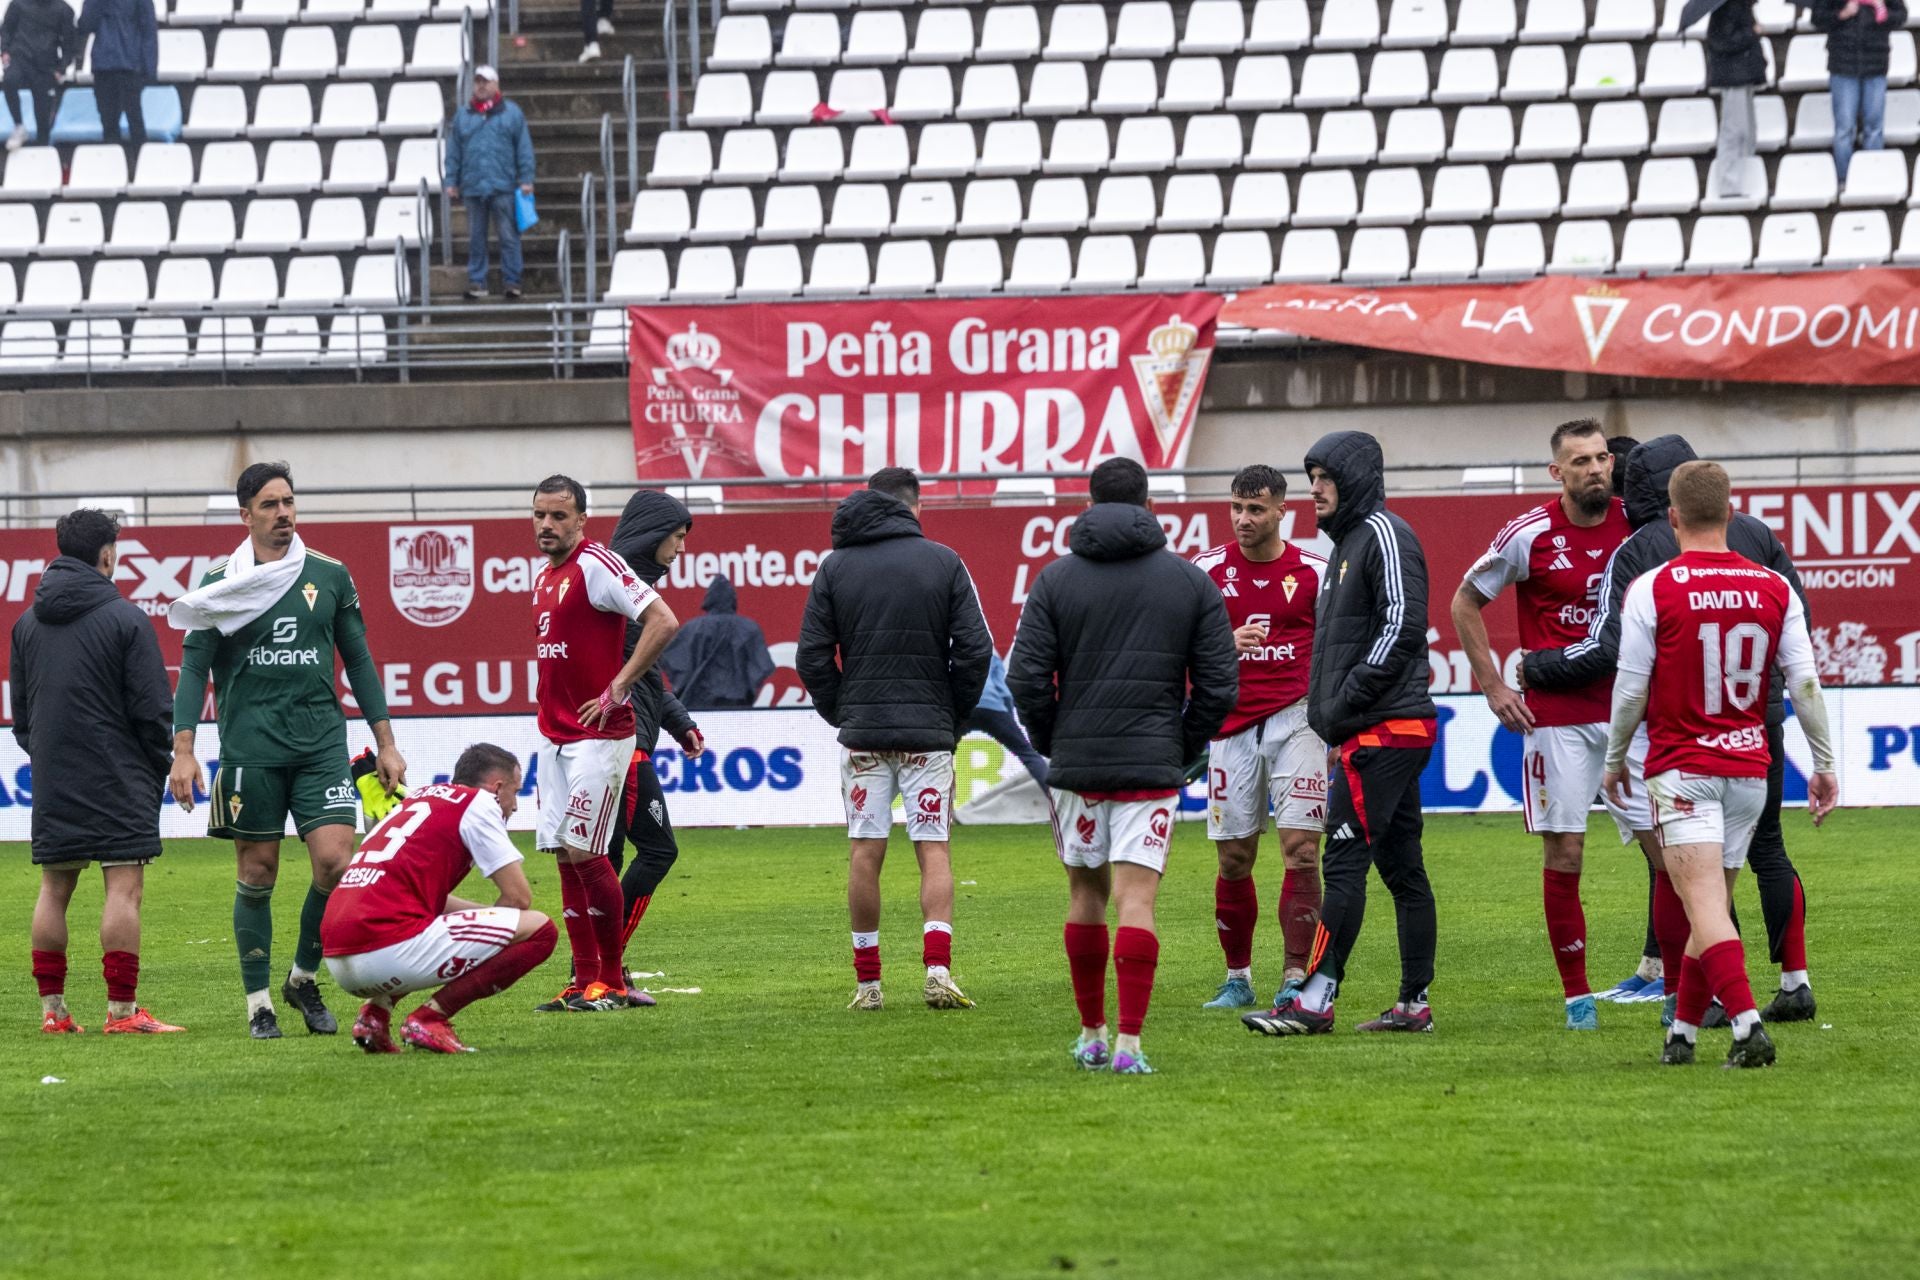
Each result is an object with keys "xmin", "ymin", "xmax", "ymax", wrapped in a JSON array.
[
  {"xmin": 1074, "ymin": 814, "xmax": 1097, "ymax": 845},
  {"xmin": 849, "ymin": 784, "xmax": 869, "ymax": 812},
  {"xmin": 1143, "ymin": 807, "xmax": 1172, "ymax": 851},
  {"xmin": 437, "ymin": 956, "xmax": 475, "ymax": 980},
  {"xmin": 915, "ymin": 787, "xmax": 943, "ymax": 822}
]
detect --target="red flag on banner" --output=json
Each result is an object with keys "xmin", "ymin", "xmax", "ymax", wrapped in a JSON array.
[{"xmin": 1221, "ymin": 269, "xmax": 1920, "ymax": 386}]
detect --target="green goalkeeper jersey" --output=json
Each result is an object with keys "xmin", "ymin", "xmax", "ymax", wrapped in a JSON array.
[{"xmin": 172, "ymin": 548, "xmax": 390, "ymax": 765}]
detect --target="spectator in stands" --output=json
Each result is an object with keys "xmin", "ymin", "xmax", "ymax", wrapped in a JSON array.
[
  {"xmin": 1, "ymin": 0, "xmax": 76, "ymax": 151},
  {"xmin": 76, "ymin": 0, "xmax": 154, "ymax": 156},
  {"xmin": 445, "ymin": 65, "xmax": 535, "ymax": 302},
  {"xmin": 580, "ymin": 0, "xmax": 614, "ymax": 64},
  {"xmin": 1706, "ymin": 0, "xmax": 1765, "ymax": 198},
  {"xmin": 659, "ymin": 576, "xmax": 776, "ymax": 710},
  {"xmin": 1814, "ymin": 0, "xmax": 1909, "ymax": 182}
]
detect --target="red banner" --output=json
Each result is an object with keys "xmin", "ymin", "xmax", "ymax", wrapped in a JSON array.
[
  {"xmin": 3, "ymin": 485, "xmax": 1916, "ymax": 725},
  {"xmin": 1222, "ymin": 269, "xmax": 1920, "ymax": 385},
  {"xmin": 626, "ymin": 294, "xmax": 1223, "ymax": 489}
]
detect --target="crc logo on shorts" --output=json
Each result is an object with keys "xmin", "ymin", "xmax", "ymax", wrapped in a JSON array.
[
  {"xmin": 1144, "ymin": 807, "xmax": 1171, "ymax": 851},
  {"xmin": 849, "ymin": 784, "xmax": 869, "ymax": 812},
  {"xmin": 566, "ymin": 788, "xmax": 594, "ymax": 819},
  {"xmin": 915, "ymin": 788, "xmax": 943, "ymax": 822},
  {"xmin": 389, "ymin": 525, "xmax": 476, "ymax": 627},
  {"xmin": 324, "ymin": 782, "xmax": 357, "ymax": 810},
  {"xmin": 1291, "ymin": 776, "xmax": 1329, "ymax": 802},
  {"xmin": 1074, "ymin": 814, "xmax": 1098, "ymax": 845}
]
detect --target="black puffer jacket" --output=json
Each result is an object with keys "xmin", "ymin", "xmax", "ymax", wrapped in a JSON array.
[
  {"xmin": 610, "ymin": 489, "xmax": 699, "ymax": 750},
  {"xmin": 1707, "ymin": 0, "xmax": 1766, "ymax": 87},
  {"xmin": 1008, "ymin": 502, "xmax": 1236, "ymax": 791},
  {"xmin": 1521, "ymin": 434, "xmax": 1804, "ymax": 725},
  {"xmin": 9, "ymin": 556, "xmax": 172, "ymax": 863},
  {"xmin": 796, "ymin": 489, "xmax": 992, "ymax": 751},
  {"xmin": 1813, "ymin": 0, "xmax": 1908, "ymax": 76},
  {"xmin": 1304, "ymin": 432, "xmax": 1436, "ymax": 747},
  {"xmin": 1, "ymin": 0, "xmax": 76, "ymax": 77}
]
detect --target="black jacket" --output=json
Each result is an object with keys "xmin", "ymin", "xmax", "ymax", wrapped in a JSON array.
[
  {"xmin": 1008, "ymin": 502, "xmax": 1236, "ymax": 791},
  {"xmin": 9, "ymin": 556, "xmax": 172, "ymax": 863},
  {"xmin": 659, "ymin": 577, "xmax": 775, "ymax": 711},
  {"xmin": 797, "ymin": 489, "xmax": 992, "ymax": 751},
  {"xmin": 1813, "ymin": 0, "xmax": 1908, "ymax": 77},
  {"xmin": 0, "ymin": 0, "xmax": 77, "ymax": 78},
  {"xmin": 1520, "ymin": 434, "xmax": 1805, "ymax": 725},
  {"xmin": 1303, "ymin": 432, "xmax": 1436, "ymax": 747},
  {"xmin": 1707, "ymin": 0, "xmax": 1766, "ymax": 87},
  {"xmin": 609, "ymin": 489, "xmax": 698, "ymax": 750}
]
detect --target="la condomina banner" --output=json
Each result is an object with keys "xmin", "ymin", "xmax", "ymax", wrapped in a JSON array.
[
  {"xmin": 1222, "ymin": 268, "xmax": 1920, "ymax": 385},
  {"xmin": 626, "ymin": 294, "xmax": 1222, "ymax": 488}
]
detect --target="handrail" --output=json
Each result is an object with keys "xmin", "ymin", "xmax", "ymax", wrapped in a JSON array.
[
  {"xmin": 508, "ymin": 0, "xmax": 517, "ymax": 37},
  {"xmin": 579, "ymin": 172, "xmax": 598, "ymax": 307},
  {"xmin": 457, "ymin": 8, "xmax": 474, "ymax": 103},
  {"xmin": 486, "ymin": 0, "xmax": 500, "ymax": 71},
  {"xmin": 662, "ymin": 4, "xmax": 679, "ymax": 129},
  {"xmin": 599, "ymin": 112, "xmax": 618, "ymax": 266},
  {"xmin": 623, "ymin": 53, "xmax": 642, "ymax": 196},
  {"xmin": 435, "ymin": 123, "xmax": 452, "ymax": 266},
  {"xmin": 686, "ymin": 0, "xmax": 701, "ymax": 85},
  {"xmin": 414, "ymin": 180, "xmax": 432, "ymax": 308},
  {"xmin": 556, "ymin": 230, "xmax": 575, "ymax": 377}
]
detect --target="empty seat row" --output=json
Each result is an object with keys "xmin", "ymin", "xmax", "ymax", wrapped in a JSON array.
[
  {"xmin": 0, "ymin": 315, "xmax": 389, "ymax": 370},
  {"xmin": 0, "ymin": 195, "xmax": 427, "ymax": 256},
  {"xmin": 162, "ymin": 0, "xmax": 487, "ymax": 23},
  {"xmin": 68, "ymin": 23, "xmax": 465, "ymax": 83},
  {"xmin": 0, "ymin": 253, "xmax": 405, "ymax": 310},
  {"xmin": 180, "ymin": 81, "xmax": 445, "ymax": 139},
  {"xmin": 1548, "ymin": 209, "xmax": 1916, "ymax": 272},
  {"xmin": 0, "ymin": 139, "xmax": 444, "ymax": 199}
]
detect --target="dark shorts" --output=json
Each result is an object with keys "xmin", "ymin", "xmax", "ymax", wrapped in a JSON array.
[
  {"xmin": 33, "ymin": 852, "xmax": 156, "ymax": 869},
  {"xmin": 209, "ymin": 756, "xmax": 357, "ymax": 841}
]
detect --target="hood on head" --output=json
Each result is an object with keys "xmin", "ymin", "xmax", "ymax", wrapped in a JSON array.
[
  {"xmin": 32, "ymin": 556, "xmax": 121, "ymax": 625},
  {"xmin": 610, "ymin": 489, "xmax": 692, "ymax": 584},
  {"xmin": 1068, "ymin": 502, "xmax": 1168, "ymax": 562},
  {"xmin": 702, "ymin": 577, "xmax": 737, "ymax": 614},
  {"xmin": 831, "ymin": 488, "xmax": 922, "ymax": 549},
  {"xmin": 1623, "ymin": 435, "xmax": 1697, "ymax": 528},
  {"xmin": 1303, "ymin": 431, "xmax": 1386, "ymax": 541}
]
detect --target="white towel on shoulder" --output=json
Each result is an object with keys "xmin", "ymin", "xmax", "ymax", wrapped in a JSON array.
[{"xmin": 167, "ymin": 533, "xmax": 309, "ymax": 635}]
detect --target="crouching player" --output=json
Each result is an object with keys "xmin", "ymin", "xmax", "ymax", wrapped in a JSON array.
[{"xmin": 320, "ymin": 743, "xmax": 557, "ymax": 1054}]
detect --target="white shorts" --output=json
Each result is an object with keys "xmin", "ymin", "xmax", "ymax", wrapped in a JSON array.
[
  {"xmin": 324, "ymin": 907, "xmax": 523, "ymax": 999},
  {"xmin": 1206, "ymin": 701, "xmax": 1327, "ymax": 840},
  {"xmin": 1646, "ymin": 770, "xmax": 1768, "ymax": 870},
  {"xmin": 1607, "ymin": 725, "xmax": 1656, "ymax": 843},
  {"xmin": 1049, "ymin": 790, "xmax": 1178, "ymax": 874},
  {"xmin": 1522, "ymin": 722, "xmax": 1640, "ymax": 837},
  {"xmin": 841, "ymin": 749, "xmax": 954, "ymax": 841},
  {"xmin": 536, "ymin": 735, "xmax": 637, "ymax": 854}
]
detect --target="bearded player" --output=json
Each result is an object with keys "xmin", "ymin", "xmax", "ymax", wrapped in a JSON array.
[
  {"xmin": 1191, "ymin": 465, "xmax": 1327, "ymax": 1012},
  {"xmin": 1603, "ymin": 461, "xmax": 1837, "ymax": 1068},
  {"xmin": 1452, "ymin": 420, "xmax": 1634, "ymax": 1031},
  {"xmin": 321, "ymin": 743, "xmax": 557, "ymax": 1053},
  {"xmin": 527, "ymin": 475, "xmax": 679, "ymax": 1013}
]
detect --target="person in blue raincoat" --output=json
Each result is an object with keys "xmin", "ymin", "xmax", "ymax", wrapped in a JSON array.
[{"xmin": 445, "ymin": 64, "xmax": 536, "ymax": 301}]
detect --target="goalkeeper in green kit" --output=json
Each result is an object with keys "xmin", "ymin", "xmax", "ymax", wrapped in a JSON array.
[{"xmin": 168, "ymin": 462, "xmax": 407, "ymax": 1039}]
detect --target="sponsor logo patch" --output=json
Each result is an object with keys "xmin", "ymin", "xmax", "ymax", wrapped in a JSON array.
[{"xmin": 389, "ymin": 525, "xmax": 476, "ymax": 627}]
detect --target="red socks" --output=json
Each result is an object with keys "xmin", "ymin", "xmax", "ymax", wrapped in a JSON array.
[
  {"xmin": 1781, "ymin": 876, "xmax": 1808, "ymax": 972},
  {"xmin": 1214, "ymin": 875, "xmax": 1257, "ymax": 970},
  {"xmin": 103, "ymin": 950, "xmax": 139, "ymax": 1005},
  {"xmin": 852, "ymin": 931, "xmax": 881, "ymax": 983},
  {"xmin": 555, "ymin": 861, "xmax": 601, "ymax": 990},
  {"xmin": 1675, "ymin": 952, "xmax": 1712, "ymax": 1026},
  {"xmin": 922, "ymin": 924, "xmax": 952, "ymax": 969},
  {"xmin": 1700, "ymin": 938, "xmax": 1758, "ymax": 1019},
  {"xmin": 31, "ymin": 948, "xmax": 65, "ymax": 998},
  {"xmin": 1063, "ymin": 922, "xmax": 1108, "ymax": 1029},
  {"xmin": 1279, "ymin": 866, "xmax": 1321, "ymax": 973},
  {"xmin": 430, "ymin": 921, "xmax": 559, "ymax": 1017},
  {"xmin": 1651, "ymin": 870, "xmax": 1691, "ymax": 981},
  {"xmin": 1114, "ymin": 926, "xmax": 1159, "ymax": 1037},
  {"xmin": 573, "ymin": 856, "xmax": 627, "ymax": 989},
  {"xmin": 1542, "ymin": 868, "xmax": 1589, "ymax": 999}
]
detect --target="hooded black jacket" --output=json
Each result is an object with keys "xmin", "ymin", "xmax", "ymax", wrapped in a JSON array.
[
  {"xmin": 1008, "ymin": 502, "xmax": 1236, "ymax": 791},
  {"xmin": 1520, "ymin": 434, "xmax": 1804, "ymax": 725},
  {"xmin": 796, "ymin": 489, "xmax": 992, "ymax": 752},
  {"xmin": 660, "ymin": 576, "xmax": 776, "ymax": 711},
  {"xmin": 609, "ymin": 489, "xmax": 698, "ymax": 750},
  {"xmin": 1304, "ymin": 431, "xmax": 1437, "ymax": 747},
  {"xmin": 0, "ymin": 0, "xmax": 77, "ymax": 78},
  {"xmin": 1706, "ymin": 0, "xmax": 1766, "ymax": 87},
  {"xmin": 1813, "ymin": 0, "xmax": 1908, "ymax": 77},
  {"xmin": 9, "ymin": 556, "xmax": 172, "ymax": 862}
]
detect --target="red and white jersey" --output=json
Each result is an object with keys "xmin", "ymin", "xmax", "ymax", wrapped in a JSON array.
[
  {"xmin": 1192, "ymin": 540, "xmax": 1324, "ymax": 737},
  {"xmin": 320, "ymin": 783, "xmax": 524, "ymax": 956},
  {"xmin": 1617, "ymin": 549, "xmax": 1816, "ymax": 779},
  {"xmin": 533, "ymin": 538, "xmax": 659, "ymax": 743},
  {"xmin": 1464, "ymin": 497, "xmax": 1630, "ymax": 727}
]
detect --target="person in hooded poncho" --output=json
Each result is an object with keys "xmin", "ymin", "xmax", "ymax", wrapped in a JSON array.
[{"xmin": 659, "ymin": 576, "xmax": 775, "ymax": 711}]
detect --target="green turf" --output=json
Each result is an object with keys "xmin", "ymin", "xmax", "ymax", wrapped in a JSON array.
[{"xmin": 2, "ymin": 811, "xmax": 1915, "ymax": 1280}]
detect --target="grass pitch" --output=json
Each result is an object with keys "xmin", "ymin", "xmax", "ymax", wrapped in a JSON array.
[{"xmin": 2, "ymin": 811, "xmax": 1915, "ymax": 1280}]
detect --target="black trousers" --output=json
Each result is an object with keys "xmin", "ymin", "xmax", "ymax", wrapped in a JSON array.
[
  {"xmin": 1311, "ymin": 743, "xmax": 1436, "ymax": 1004},
  {"xmin": 3, "ymin": 69, "xmax": 56, "ymax": 146},
  {"xmin": 605, "ymin": 751, "xmax": 679, "ymax": 913},
  {"xmin": 94, "ymin": 70, "xmax": 146, "ymax": 151},
  {"xmin": 966, "ymin": 705, "xmax": 1049, "ymax": 789},
  {"xmin": 580, "ymin": 0, "xmax": 613, "ymax": 42}
]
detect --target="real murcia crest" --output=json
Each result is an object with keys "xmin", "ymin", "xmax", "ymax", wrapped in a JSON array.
[
  {"xmin": 1281, "ymin": 574, "xmax": 1299, "ymax": 602},
  {"xmin": 1571, "ymin": 288, "xmax": 1630, "ymax": 364},
  {"xmin": 1129, "ymin": 314, "xmax": 1211, "ymax": 461},
  {"xmin": 228, "ymin": 792, "xmax": 244, "ymax": 824},
  {"xmin": 558, "ymin": 577, "xmax": 572, "ymax": 603},
  {"xmin": 645, "ymin": 322, "xmax": 739, "ymax": 480},
  {"xmin": 1339, "ymin": 559, "xmax": 1349, "ymax": 584},
  {"xmin": 301, "ymin": 582, "xmax": 318, "ymax": 611}
]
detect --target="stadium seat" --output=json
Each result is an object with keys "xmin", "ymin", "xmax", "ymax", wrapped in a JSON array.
[
  {"xmin": 1293, "ymin": 169, "xmax": 1357, "ymax": 225},
  {"xmin": 804, "ymin": 243, "xmax": 871, "ymax": 296},
  {"xmin": 153, "ymin": 256, "xmax": 217, "ymax": 307},
  {"xmin": 1182, "ymin": 0, "xmax": 1246, "ymax": 53},
  {"xmin": 1247, "ymin": 0, "xmax": 1310, "ymax": 51},
  {"xmin": 986, "ymin": 119, "xmax": 1046, "ymax": 174},
  {"xmin": 1026, "ymin": 176, "xmax": 1088, "ymax": 232},
  {"xmin": 1030, "ymin": 61, "xmax": 1092, "ymax": 115},
  {"xmin": 106, "ymin": 202, "xmax": 172, "ymax": 255},
  {"xmin": 1093, "ymin": 60, "xmax": 1154, "ymax": 114},
  {"xmin": 390, "ymin": 138, "xmax": 442, "ymax": 193},
  {"xmin": 1586, "ymin": 100, "xmax": 1651, "ymax": 155},
  {"xmin": 126, "ymin": 318, "xmax": 193, "ymax": 367},
  {"xmin": 606, "ymin": 248, "xmax": 669, "ymax": 302},
  {"xmin": 627, "ymin": 189, "xmax": 690, "ymax": 242},
  {"xmin": 282, "ymin": 25, "xmax": 347, "ymax": 78},
  {"xmin": 782, "ymin": 127, "xmax": 845, "ymax": 182},
  {"xmin": 250, "ymin": 83, "xmax": 314, "ymax": 136},
  {"xmin": 1480, "ymin": 222, "xmax": 1546, "ymax": 278},
  {"xmin": 1359, "ymin": 167, "xmax": 1423, "ymax": 224},
  {"xmin": 872, "ymin": 238, "xmax": 936, "ymax": 294},
  {"xmin": 1314, "ymin": 110, "xmax": 1376, "ymax": 166},
  {"xmin": 824, "ymin": 183, "xmax": 888, "ymax": 237},
  {"xmin": 215, "ymin": 255, "xmax": 280, "ymax": 308},
  {"xmin": 185, "ymin": 85, "xmax": 246, "ymax": 138},
  {"xmin": 1564, "ymin": 159, "xmax": 1631, "ymax": 215},
  {"xmin": 1450, "ymin": 105, "xmax": 1514, "ymax": 160},
  {"xmin": 911, "ymin": 8, "xmax": 974, "ymax": 62},
  {"xmin": 237, "ymin": 198, "xmax": 302, "ymax": 251},
  {"xmin": 1111, "ymin": 116, "xmax": 1175, "ymax": 171},
  {"xmin": 1316, "ymin": 0, "xmax": 1379, "ymax": 48},
  {"xmin": 381, "ymin": 82, "xmax": 442, "ymax": 135},
  {"xmin": 370, "ymin": 195, "xmax": 426, "ymax": 249},
  {"xmin": 67, "ymin": 145, "xmax": 130, "ymax": 198},
  {"xmin": 827, "ymin": 69, "xmax": 888, "ymax": 119},
  {"xmin": 1295, "ymin": 52, "xmax": 1361, "ymax": 108},
  {"xmin": 1792, "ymin": 93, "xmax": 1834, "ymax": 149},
  {"xmin": 649, "ymin": 132, "xmax": 712, "ymax": 185},
  {"xmin": 0, "ymin": 205, "xmax": 38, "ymax": 256},
  {"xmin": 692, "ymin": 186, "xmax": 757, "ymax": 240},
  {"xmin": 1631, "ymin": 157, "xmax": 1700, "ymax": 213},
  {"xmin": 323, "ymin": 138, "xmax": 389, "ymax": 192},
  {"xmin": 1685, "ymin": 214, "xmax": 1753, "ymax": 270},
  {"xmin": 1496, "ymin": 162, "xmax": 1560, "ymax": 220},
  {"xmin": 763, "ymin": 184, "xmax": 825, "ymax": 238},
  {"xmin": 1181, "ymin": 114, "xmax": 1245, "ymax": 168},
  {"xmin": 889, "ymin": 66, "xmax": 954, "ymax": 120},
  {"xmin": 957, "ymin": 64, "xmax": 1019, "ymax": 118},
  {"xmin": 1699, "ymin": 154, "xmax": 1767, "ymax": 208},
  {"xmin": 1140, "ymin": 231, "xmax": 1205, "ymax": 287},
  {"xmin": 1521, "ymin": 0, "xmax": 1586, "ymax": 41},
  {"xmin": 344, "ymin": 26, "xmax": 407, "ymax": 78},
  {"xmin": 1886, "ymin": 89, "xmax": 1920, "ymax": 144},
  {"xmin": 1343, "ymin": 226, "xmax": 1410, "ymax": 282},
  {"xmin": 66, "ymin": 319, "xmax": 126, "ymax": 368},
  {"xmin": 210, "ymin": 27, "xmax": 273, "ymax": 79},
  {"xmin": 1826, "ymin": 210, "xmax": 1893, "ymax": 264},
  {"xmin": 1364, "ymin": 50, "xmax": 1429, "ymax": 106},
  {"xmin": 406, "ymin": 25, "xmax": 464, "ymax": 76},
  {"xmin": 958, "ymin": 178, "xmax": 1021, "ymax": 234},
  {"xmin": 1, "ymin": 147, "xmax": 62, "ymax": 199},
  {"xmin": 43, "ymin": 204, "xmax": 105, "ymax": 256},
  {"xmin": 1247, "ymin": 112, "xmax": 1311, "ymax": 167},
  {"xmin": 1569, "ymin": 43, "xmax": 1632, "ymax": 98},
  {"xmin": 977, "ymin": 5, "xmax": 1041, "ymax": 60},
  {"xmin": 174, "ymin": 199, "xmax": 238, "ymax": 252},
  {"xmin": 239, "ymin": 0, "xmax": 298, "ymax": 19},
  {"xmin": 710, "ymin": 15, "xmax": 773, "ymax": 69},
  {"xmin": 1384, "ymin": 0, "xmax": 1447, "ymax": 47},
  {"xmin": 714, "ymin": 129, "xmax": 777, "ymax": 183},
  {"xmin": 1895, "ymin": 208, "xmax": 1920, "ymax": 262},
  {"xmin": 1045, "ymin": 5, "xmax": 1106, "ymax": 61},
  {"xmin": 777, "ymin": 12, "xmax": 841, "ymax": 65},
  {"xmin": 755, "ymin": 70, "xmax": 818, "ymax": 125},
  {"xmin": 192, "ymin": 316, "xmax": 254, "ymax": 367},
  {"xmin": 1204, "ymin": 229, "xmax": 1273, "ymax": 287},
  {"xmin": 304, "ymin": 0, "xmax": 366, "ymax": 23},
  {"xmin": 1158, "ymin": 173, "xmax": 1223, "ymax": 228},
  {"xmin": 1434, "ymin": 48, "xmax": 1498, "ymax": 104},
  {"xmin": 174, "ymin": 0, "xmax": 236, "ymax": 24},
  {"xmin": 129, "ymin": 142, "xmax": 195, "ymax": 195},
  {"xmin": 1841, "ymin": 151, "xmax": 1910, "ymax": 205},
  {"xmin": 1163, "ymin": 57, "xmax": 1226, "ymax": 111},
  {"xmin": 258, "ymin": 316, "xmax": 320, "ymax": 365},
  {"xmin": 1070, "ymin": 234, "xmax": 1138, "ymax": 290},
  {"xmin": 1617, "ymin": 216, "xmax": 1685, "ymax": 272},
  {"xmin": 1773, "ymin": 151, "xmax": 1838, "ymax": 209},
  {"xmin": 1547, "ymin": 219, "xmax": 1616, "ymax": 273},
  {"xmin": 1780, "ymin": 34, "xmax": 1828, "ymax": 92},
  {"xmin": 689, "ymin": 73, "xmax": 751, "ymax": 128},
  {"xmin": 1224, "ymin": 171, "xmax": 1290, "ymax": 226},
  {"xmin": 1007, "ymin": 236, "xmax": 1071, "ymax": 292},
  {"xmin": 0, "ymin": 320, "xmax": 60, "ymax": 368},
  {"xmin": 1652, "ymin": 97, "xmax": 1717, "ymax": 154},
  {"xmin": 1516, "ymin": 103, "xmax": 1581, "ymax": 157},
  {"xmin": 158, "ymin": 29, "xmax": 210, "ymax": 81},
  {"xmin": 936, "ymin": 237, "xmax": 1004, "ymax": 293},
  {"xmin": 282, "ymin": 255, "xmax": 345, "ymax": 307},
  {"xmin": 1454, "ymin": 0, "xmax": 1519, "ymax": 44},
  {"xmin": 1114, "ymin": 1, "xmax": 1177, "ymax": 56},
  {"xmin": 892, "ymin": 181, "xmax": 954, "ymax": 235},
  {"xmin": 1381, "ymin": 107, "xmax": 1445, "ymax": 162},
  {"xmin": 1275, "ymin": 227, "xmax": 1340, "ymax": 281},
  {"xmin": 737, "ymin": 244, "xmax": 803, "ymax": 299},
  {"xmin": 1226, "ymin": 55, "xmax": 1293, "ymax": 109},
  {"xmin": 310, "ymin": 197, "xmax": 370, "ymax": 250},
  {"xmin": 1643, "ymin": 41, "xmax": 1706, "ymax": 96},
  {"xmin": 913, "ymin": 122, "xmax": 977, "ymax": 176},
  {"xmin": 1755, "ymin": 211, "xmax": 1822, "ymax": 268},
  {"xmin": 1429, "ymin": 164, "xmax": 1494, "ymax": 220}
]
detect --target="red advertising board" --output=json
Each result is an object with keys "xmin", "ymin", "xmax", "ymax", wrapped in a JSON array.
[
  {"xmin": 627, "ymin": 294, "xmax": 1222, "ymax": 489},
  {"xmin": 1221, "ymin": 270, "xmax": 1920, "ymax": 386},
  {"xmin": 3, "ymin": 485, "xmax": 1916, "ymax": 725}
]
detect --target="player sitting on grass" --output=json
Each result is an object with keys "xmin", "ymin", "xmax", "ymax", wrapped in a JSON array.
[{"xmin": 321, "ymin": 743, "xmax": 556, "ymax": 1054}]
